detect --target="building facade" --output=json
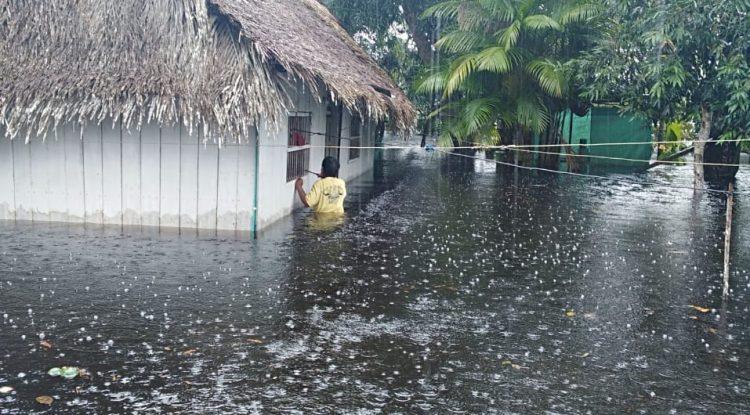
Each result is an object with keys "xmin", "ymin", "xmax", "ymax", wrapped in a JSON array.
[{"xmin": 0, "ymin": 0, "xmax": 413, "ymax": 233}]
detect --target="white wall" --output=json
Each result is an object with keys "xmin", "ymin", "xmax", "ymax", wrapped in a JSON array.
[
  {"xmin": 0, "ymin": 121, "xmax": 257, "ymax": 232},
  {"xmin": 338, "ymin": 114, "xmax": 376, "ymax": 182},
  {"xmin": 258, "ymin": 92, "xmax": 375, "ymax": 229},
  {"xmin": 0, "ymin": 89, "xmax": 378, "ymax": 232},
  {"xmin": 254, "ymin": 84, "xmax": 377, "ymax": 230},
  {"xmin": 0, "ymin": 127, "xmax": 15, "ymax": 221},
  {"xmin": 256, "ymin": 81, "xmax": 327, "ymax": 229}
]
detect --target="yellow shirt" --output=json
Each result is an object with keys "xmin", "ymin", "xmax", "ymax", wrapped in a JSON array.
[{"xmin": 306, "ymin": 177, "xmax": 346, "ymax": 214}]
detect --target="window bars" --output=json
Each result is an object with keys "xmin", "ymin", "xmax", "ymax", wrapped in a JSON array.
[{"xmin": 287, "ymin": 114, "xmax": 311, "ymax": 182}]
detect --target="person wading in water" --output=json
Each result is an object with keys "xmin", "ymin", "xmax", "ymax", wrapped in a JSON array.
[{"xmin": 295, "ymin": 156, "xmax": 347, "ymax": 214}]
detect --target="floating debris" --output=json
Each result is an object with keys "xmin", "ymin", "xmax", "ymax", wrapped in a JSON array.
[
  {"xmin": 35, "ymin": 395, "xmax": 54, "ymax": 406},
  {"xmin": 179, "ymin": 349, "xmax": 198, "ymax": 356},
  {"xmin": 0, "ymin": 386, "xmax": 14, "ymax": 394},
  {"xmin": 565, "ymin": 309, "xmax": 576, "ymax": 318},
  {"xmin": 501, "ymin": 359, "xmax": 523, "ymax": 370},
  {"xmin": 48, "ymin": 367, "xmax": 80, "ymax": 379},
  {"xmin": 690, "ymin": 305, "xmax": 711, "ymax": 313}
]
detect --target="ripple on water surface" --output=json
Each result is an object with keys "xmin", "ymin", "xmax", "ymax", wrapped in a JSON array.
[{"xmin": 1, "ymin": 150, "xmax": 749, "ymax": 414}]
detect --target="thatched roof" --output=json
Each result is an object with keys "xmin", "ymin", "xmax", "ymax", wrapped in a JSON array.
[{"xmin": 0, "ymin": 0, "xmax": 415, "ymax": 142}]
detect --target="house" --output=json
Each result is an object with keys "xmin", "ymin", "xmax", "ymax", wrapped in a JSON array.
[{"xmin": 0, "ymin": 0, "xmax": 415, "ymax": 233}]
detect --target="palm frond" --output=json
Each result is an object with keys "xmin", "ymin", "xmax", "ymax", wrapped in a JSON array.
[
  {"xmin": 435, "ymin": 31, "xmax": 490, "ymax": 54},
  {"xmin": 497, "ymin": 19, "xmax": 521, "ymax": 49},
  {"xmin": 515, "ymin": 94, "xmax": 550, "ymax": 133},
  {"xmin": 522, "ymin": 14, "xmax": 562, "ymax": 31},
  {"xmin": 558, "ymin": 3, "xmax": 601, "ymax": 25},
  {"xmin": 444, "ymin": 54, "xmax": 478, "ymax": 96},
  {"xmin": 475, "ymin": 46, "xmax": 515, "ymax": 73},
  {"xmin": 438, "ymin": 129, "xmax": 457, "ymax": 147},
  {"xmin": 526, "ymin": 59, "xmax": 566, "ymax": 97},
  {"xmin": 461, "ymin": 97, "xmax": 503, "ymax": 136},
  {"xmin": 476, "ymin": 0, "xmax": 516, "ymax": 21},
  {"xmin": 422, "ymin": 1, "xmax": 461, "ymax": 19},
  {"xmin": 415, "ymin": 72, "xmax": 447, "ymax": 95}
]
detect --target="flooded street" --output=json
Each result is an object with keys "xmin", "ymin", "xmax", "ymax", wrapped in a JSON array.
[{"xmin": 1, "ymin": 148, "xmax": 749, "ymax": 414}]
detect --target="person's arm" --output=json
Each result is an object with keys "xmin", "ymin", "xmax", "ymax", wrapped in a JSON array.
[{"xmin": 295, "ymin": 178, "xmax": 309, "ymax": 207}]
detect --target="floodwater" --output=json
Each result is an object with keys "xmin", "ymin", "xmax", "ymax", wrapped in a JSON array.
[{"xmin": 1, "ymin": 148, "xmax": 749, "ymax": 414}]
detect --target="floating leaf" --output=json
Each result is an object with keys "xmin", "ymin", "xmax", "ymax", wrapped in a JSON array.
[
  {"xmin": 580, "ymin": 352, "xmax": 590, "ymax": 358},
  {"xmin": 180, "ymin": 349, "xmax": 197, "ymax": 356},
  {"xmin": 708, "ymin": 328, "xmax": 718, "ymax": 335},
  {"xmin": 77, "ymin": 368, "xmax": 92, "ymax": 380},
  {"xmin": 565, "ymin": 309, "xmax": 576, "ymax": 318},
  {"xmin": 688, "ymin": 315, "xmax": 699, "ymax": 320},
  {"xmin": 511, "ymin": 364, "xmax": 522, "ymax": 370},
  {"xmin": 0, "ymin": 386, "xmax": 14, "ymax": 394},
  {"xmin": 39, "ymin": 340, "xmax": 52, "ymax": 350},
  {"xmin": 690, "ymin": 305, "xmax": 710, "ymax": 313},
  {"xmin": 61, "ymin": 367, "xmax": 79, "ymax": 379},
  {"xmin": 501, "ymin": 359, "xmax": 512, "ymax": 366},
  {"xmin": 247, "ymin": 338, "xmax": 263, "ymax": 345},
  {"xmin": 36, "ymin": 395, "xmax": 54, "ymax": 406},
  {"xmin": 47, "ymin": 367, "xmax": 62, "ymax": 377}
]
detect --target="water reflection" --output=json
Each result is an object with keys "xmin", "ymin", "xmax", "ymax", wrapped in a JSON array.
[{"xmin": 0, "ymin": 148, "xmax": 748, "ymax": 414}]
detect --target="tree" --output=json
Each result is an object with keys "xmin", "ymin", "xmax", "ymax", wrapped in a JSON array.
[
  {"xmin": 325, "ymin": 0, "xmax": 443, "ymax": 137},
  {"xmin": 578, "ymin": 0, "xmax": 750, "ymax": 187},
  {"xmin": 324, "ymin": 0, "xmax": 439, "ymax": 65},
  {"xmin": 417, "ymin": 0, "xmax": 600, "ymax": 161}
]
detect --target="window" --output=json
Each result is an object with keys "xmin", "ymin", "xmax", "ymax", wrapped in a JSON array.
[
  {"xmin": 349, "ymin": 115, "xmax": 361, "ymax": 161},
  {"xmin": 287, "ymin": 114, "xmax": 311, "ymax": 182},
  {"xmin": 325, "ymin": 103, "xmax": 341, "ymax": 159}
]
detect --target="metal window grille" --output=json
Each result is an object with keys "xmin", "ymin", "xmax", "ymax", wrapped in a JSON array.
[
  {"xmin": 287, "ymin": 115, "xmax": 311, "ymax": 182},
  {"xmin": 288, "ymin": 115, "xmax": 311, "ymax": 146},
  {"xmin": 287, "ymin": 148, "xmax": 310, "ymax": 182}
]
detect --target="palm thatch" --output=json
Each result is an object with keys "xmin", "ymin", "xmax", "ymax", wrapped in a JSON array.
[{"xmin": 0, "ymin": 0, "xmax": 415, "ymax": 142}]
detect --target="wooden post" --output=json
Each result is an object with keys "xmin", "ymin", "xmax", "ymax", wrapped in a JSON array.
[{"xmin": 723, "ymin": 182, "xmax": 734, "ymax": 297}]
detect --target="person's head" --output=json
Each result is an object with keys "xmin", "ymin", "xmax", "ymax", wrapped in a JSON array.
[{"xmin": 320, "ymin": 156, "xmax": 340, "ymax": 178}]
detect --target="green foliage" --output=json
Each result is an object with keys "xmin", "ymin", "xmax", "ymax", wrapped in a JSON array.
[
  {"xmin": 419, "ymin": 0, "xmax": 600, "ymax": 145},
  {"xmin": 325, "ymin": 0, "xmax": 441, "ymax": 130},
  {"xmin": 657, "ymin": 121, "xmax": 691, "ymax": 161},
  {"xmin": 717, "ymin": 53, "xmax": 750, "ymax": 147},
  {"xmin": 576, "ymin": 0, "xmax": 750, "ymax": 146},
  {"xmin": 324, "ymin": 0, "xmax": 403, "ymax": 39}
]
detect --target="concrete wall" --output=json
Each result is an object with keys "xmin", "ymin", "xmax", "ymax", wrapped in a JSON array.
[{"xmin": 0, "ymin": 122, "xmax": 256, "ymax": 232}]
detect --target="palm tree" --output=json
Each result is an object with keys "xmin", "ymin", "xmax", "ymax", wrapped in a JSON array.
[{"xmin": 419, "ymin": 0, "xmax": 599, "ymax": 167}]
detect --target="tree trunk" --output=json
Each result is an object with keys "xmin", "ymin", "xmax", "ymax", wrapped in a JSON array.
[
  {"xmin": 655, "ymin": 120, "xmax": 664, "ymax": 159},
  {"xmin": 704, "ymin": 140, "xmax": 740, "ymax": 183},
  {"xmin": 694, "ymin": 105, "xmax": 712, "ymax": 190},
  {"xmin": 402, "ymin": 2, "xmax": 433, "ymax": 64}
]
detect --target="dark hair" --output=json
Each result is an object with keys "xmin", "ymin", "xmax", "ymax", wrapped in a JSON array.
[{"xmin": 321, "ymin": 156, "xmax": 340, "ymax": 178}]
